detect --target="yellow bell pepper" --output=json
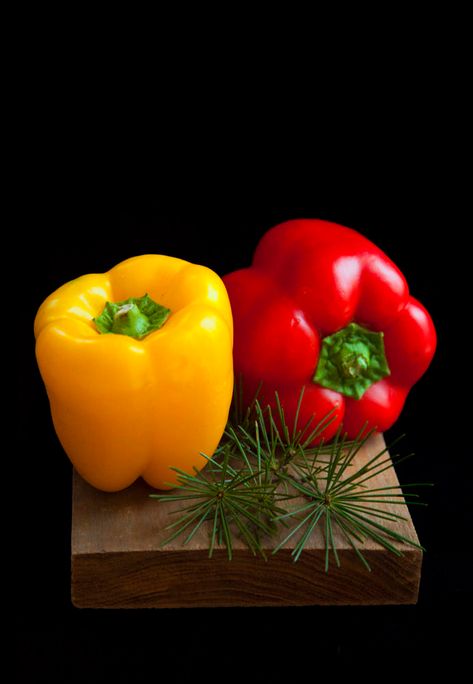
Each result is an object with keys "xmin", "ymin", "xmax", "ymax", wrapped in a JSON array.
[{"xmin": 34, "ymin": 255, "xmax": 234, "ymax": 492}]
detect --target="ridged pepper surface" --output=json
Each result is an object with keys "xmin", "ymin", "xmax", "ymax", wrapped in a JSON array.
[
  {"xmin": 223, "ymin": 219, "xmax": 436, "ymax": 441},
  {"xmin": 35, "ymin": 255, "xmax": 233, "ymax": 491}
]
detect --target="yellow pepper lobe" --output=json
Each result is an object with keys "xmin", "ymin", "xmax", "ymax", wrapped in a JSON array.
[{"xmin": 34, "ymin": 255, "xmax": 234, "ymax": 492}]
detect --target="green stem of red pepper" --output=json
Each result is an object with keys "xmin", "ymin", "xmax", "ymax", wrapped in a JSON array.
[{"xmin": 313, "ymin": 323, "xmax": 390, "ymax": 400}]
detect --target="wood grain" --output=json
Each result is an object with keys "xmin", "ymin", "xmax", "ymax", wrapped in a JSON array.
[{"xmin": 71, "ymin": 433, "xmax": 422, "ymax": 607}]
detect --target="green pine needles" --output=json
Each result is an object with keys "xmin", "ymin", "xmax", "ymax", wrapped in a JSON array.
[{"xmin": 150, "ymin": 382, "xmax": 429, "ymax": 571}]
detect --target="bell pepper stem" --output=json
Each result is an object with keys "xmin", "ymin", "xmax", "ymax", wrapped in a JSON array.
[
  {"xmin": 94, "ymin": 294, "xmax": 171, "ymax": 340},
  {"xmin": 313, "ymin": 322, "xmax": 390, "ymax": 400}
]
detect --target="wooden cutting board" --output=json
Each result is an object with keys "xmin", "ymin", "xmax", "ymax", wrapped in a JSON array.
[{"xmin": 71, "ymin": 433, "xmax": 422, "ymax": 607}]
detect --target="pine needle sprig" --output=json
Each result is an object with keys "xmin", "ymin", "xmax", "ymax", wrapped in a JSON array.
[
  {"xmin": 273, "ymin": 427, "xmax": 429, "ymax": 569},
  {"xmin": 150, "ymin": 445, "xmax": 284, "ymax": 560},
  {"xmin": 150, "ymin": 380, "xmax": 431, "ymax": 571}
]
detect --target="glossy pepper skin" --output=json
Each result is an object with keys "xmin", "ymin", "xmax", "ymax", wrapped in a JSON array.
[
  {"xmin": 223, "ymin": 219, "xmax": 436, "ymax": 441},
  {"xmin": 34, "ymin": 255, "xmax": 233, "ymax": 491}
]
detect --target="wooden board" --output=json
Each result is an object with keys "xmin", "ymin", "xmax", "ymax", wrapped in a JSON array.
[{"xmin": 71, "ymin": 433, "xmax": 422, "ymax": 607}]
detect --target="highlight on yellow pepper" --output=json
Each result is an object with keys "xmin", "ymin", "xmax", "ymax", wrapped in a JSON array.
[{"xmin": 34, "ymin": 255, "xmax": 234, "ymax": 492}]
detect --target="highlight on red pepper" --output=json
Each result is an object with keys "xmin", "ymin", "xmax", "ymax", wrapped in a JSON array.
[{"xmin": 223, "ymin": 219, "xmax": 436, "ymax": 441}]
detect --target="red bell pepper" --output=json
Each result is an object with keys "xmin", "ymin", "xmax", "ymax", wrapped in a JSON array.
[{"xmin": 223, "ymin": 219, "xmax": 436, "ymax": 440}]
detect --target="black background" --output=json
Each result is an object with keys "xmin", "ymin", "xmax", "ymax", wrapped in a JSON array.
[{"xmin": 17, "ymin": 183, "xmax": 469, "ymax": 677}]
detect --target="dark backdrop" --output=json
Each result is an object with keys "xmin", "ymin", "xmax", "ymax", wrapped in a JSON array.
[{"xmin": 17, "ymin": 191, "xmax": 469, "ymax": 675}]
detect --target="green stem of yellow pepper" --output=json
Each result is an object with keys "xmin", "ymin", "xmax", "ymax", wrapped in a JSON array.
[{"xmin": 94, "ymin": 293, "xmax": 171, "ymax": 340}]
